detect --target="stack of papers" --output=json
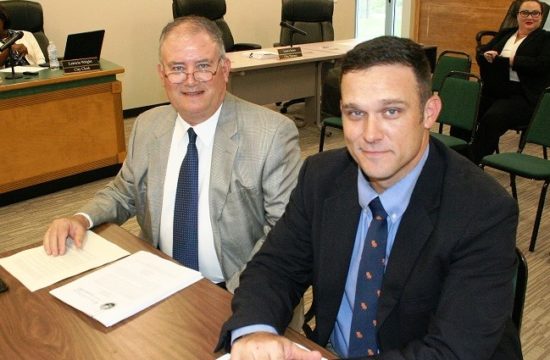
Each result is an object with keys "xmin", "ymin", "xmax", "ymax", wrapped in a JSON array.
[
  {"xmin": 0, "ymin": 231, "xmax": 130, "ymax": 292},
  {"xmin": 0, "ymin": 231, "xmax": 203, "ymax": 327},
  {"xmin": 50, "ymin": 251, "xmax": 203, "ymax": 327}
]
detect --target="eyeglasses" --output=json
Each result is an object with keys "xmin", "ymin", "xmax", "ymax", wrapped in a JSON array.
[
  {"xmin": 518, "ymin": 10, "xmax": 542, "ymax": 18},
  {"xmin": 163, "ymin": 59, "xmax": 222, "ymax": 84}
]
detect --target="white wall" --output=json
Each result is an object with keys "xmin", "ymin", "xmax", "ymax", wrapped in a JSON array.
[{"xmin": 37, "ymin": 0, "xmax": 355, "ymax": 111}]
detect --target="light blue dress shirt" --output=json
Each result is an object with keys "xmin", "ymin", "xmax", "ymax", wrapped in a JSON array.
[{"xmin": 330, "ymin": 146, "xmax": 429, "ymax": 357}]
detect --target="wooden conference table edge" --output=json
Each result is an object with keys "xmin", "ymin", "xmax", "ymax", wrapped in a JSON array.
[{"xmin": 0, "ymin": 223, "xmax": 335, "ymax": 359}]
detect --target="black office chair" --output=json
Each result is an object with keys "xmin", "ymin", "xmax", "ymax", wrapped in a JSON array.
[
  {"xmin": 1, "ymin": 0, "xmax": 49, "ymax": 57},
  {"xmin": 476, "ymin": 0, "xmax": 550, "ymax": 54},
  {"xmin": 277, "ymin": 0, "xmax": 335, "ymax": 114},
  {"xmin": 171, "ymin": 0, "xmax": 261, "ymax": 53}
]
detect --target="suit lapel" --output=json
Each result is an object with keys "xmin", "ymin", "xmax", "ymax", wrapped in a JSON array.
[
  {"xmin": 148, "ymin": 107, "xmax": 178, "ymax": 244},
  {"xmin": 316, "ymin": 155, "xmax": 362, "ymax": 341},
  {"xmin": 377, "ymin": 142, "xmax": 445, "ymax": 328}
]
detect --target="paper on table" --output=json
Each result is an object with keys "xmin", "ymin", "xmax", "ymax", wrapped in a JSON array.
[
  {"xmin": 0, "ymin": 65, "xmax": 47, "ymax": 73},
  {"xmin": 216, "ymin": 342, "xmax": 328, "ymax": 360},
  {"xmin": 50, "ymin": 250, "xmax": 203, "ymax": 327},
  {"xmin": 0, "ymin": 231, "xmax": 130, "ymax": 292},
  {"xmin": 241, "ymin": 51, "xmax": 278, "ymax": 60}
]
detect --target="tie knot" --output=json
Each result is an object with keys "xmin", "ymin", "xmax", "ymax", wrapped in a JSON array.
[
  {"xmin": 368, "ymin": 197, "xmax": 387, "ymax": 219},
  {"xmin": 187, "ymin": 128, "xmax": 197, "ymax": 144}
]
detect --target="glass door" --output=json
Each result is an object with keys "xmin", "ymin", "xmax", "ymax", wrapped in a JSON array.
[{"xmin": 356, "ymin": 0, "xmax": 404, "ymax": 39}]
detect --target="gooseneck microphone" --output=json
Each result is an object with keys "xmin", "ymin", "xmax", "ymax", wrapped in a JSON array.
[
  {"xmin": 280, "ymin": 21, "xmax": 307, "ymax": 36},
  {"xmin": 0, "ymin": 30, "xmax": 24, "ymax": 52}
]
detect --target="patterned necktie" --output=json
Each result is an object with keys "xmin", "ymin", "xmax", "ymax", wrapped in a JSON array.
[
  {"xmin": 173, "ymin": 128, "xmax": 199, "ymax": 270},
  {"xmin": 348, "ymin": 196, "xmax": 388, "ymax": 357}
]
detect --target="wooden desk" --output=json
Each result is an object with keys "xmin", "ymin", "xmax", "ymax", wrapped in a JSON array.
[
  {"xmin": 0, "ymin": 224, "xmax": 335, "ymax": 359},
  {"xmin": 226, "ymin": 39, "xmax": 362, "ymax": 126},
  {"xmin": 0, "ymin": 60, "xmax": 125, "ymax": 194}
]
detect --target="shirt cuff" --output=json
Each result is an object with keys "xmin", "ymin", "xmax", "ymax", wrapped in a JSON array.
[
  {"xmin": 231, "ymin": 324, "xmax": 278, "ymax": 345},
  {"xmin": 75, "ymin": 212, "xmax": 93, "ymax": 229}
]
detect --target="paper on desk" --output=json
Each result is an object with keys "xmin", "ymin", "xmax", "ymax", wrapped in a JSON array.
[
  {"xmin": 0, "ymin": 65, "xmax": 47, "ymax": 73},
  {"xmin": 50, "ymin": 250, "xmax": 203, "ymax": 327},
  {"xmin": 216, "ymin": 342, "xmax": 328, "ymax": 359},
  {"xmin": 0, "ymin": 231, "xmax": 130, "ymax": 292},
  {"xmin": 241, "ymin": 51, "xmax": 278, "ymax": 59}
]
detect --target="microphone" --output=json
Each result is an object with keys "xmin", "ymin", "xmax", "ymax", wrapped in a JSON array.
[
  {"xmin": 0, "ymin": 30, "xmax": 24, "ymax": 52},
  {"xmin": 280, "ymin": 21, "xmax": 307, "ymax": 36}
]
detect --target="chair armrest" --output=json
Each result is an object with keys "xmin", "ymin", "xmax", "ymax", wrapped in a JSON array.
[
  {"xmin": 476, "ymin": 30, "xmax": 498, "ymax": 47},
  {"xmin": 232, "ymin": 43, "xmax": 262, "ymax": 51}
]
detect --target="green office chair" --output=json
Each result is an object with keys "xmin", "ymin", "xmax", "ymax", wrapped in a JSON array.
[
  {"xmin": 480, "ymin": 87, "xmax": 550, "ymax": 252},
  {"xmin": 318, "ymin": 116, "xmax": 341, "ymax": 152},
  {"xmin": 431, "ymin": 50, "xmax": 471, "ymax": 93},
  {"xmin": 512, "ymin": 247, "xmax": 528, "ymax": 333},
  {"xmin": 430, "ymin": 71, "xmax": 482, "ymax": 153}
]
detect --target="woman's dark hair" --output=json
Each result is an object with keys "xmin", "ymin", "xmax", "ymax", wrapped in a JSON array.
[{"xmin": 0, "ymin": 5, "xmax": 11, "ymax": 30}]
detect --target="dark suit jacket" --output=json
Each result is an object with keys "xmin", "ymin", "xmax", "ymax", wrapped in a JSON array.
[
  {"xmin": 218, "ymin": 139, "xmax": 522, "ymax": 359},
  {"xmin": 477, "ymin": 27, "xmax": 550, "ymax": 105}
]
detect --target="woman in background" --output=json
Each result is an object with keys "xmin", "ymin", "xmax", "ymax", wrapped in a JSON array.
[
  {"xmin": 471, "ymin": 0, "xmax": 550, "ymax": 163},
  {"xmin": 0, "ymin": 4, "xmax": 45, "ymax": 68}
]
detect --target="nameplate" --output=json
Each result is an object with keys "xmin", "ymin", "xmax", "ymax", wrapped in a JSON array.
[
  {"xmin": 278, "ymin": 47, "xmax": 303, "ymax": 59},
  {"xmin": 62, "ymin": 57, "xmax": 101, "ymax": 73}
]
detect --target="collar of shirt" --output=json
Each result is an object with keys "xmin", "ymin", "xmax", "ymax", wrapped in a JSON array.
[
  {"xmin": 357, "ymin": 144, "xmax": 430, "ymax": 228},
  {"xmin": 175, "ymin": 105, "xmax": 222, "ymax": 148}
]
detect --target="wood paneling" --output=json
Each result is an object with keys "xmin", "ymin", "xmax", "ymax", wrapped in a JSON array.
[
  {"xmin": 414, "ymin": 0, "xmax": 513, "ymax": 72},
  {"xmin": 0, "ymin": 64, "xmax": 126, "ymax": 193}
]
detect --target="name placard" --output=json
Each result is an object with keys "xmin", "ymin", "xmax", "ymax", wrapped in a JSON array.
[
  {"xmin": 62, "ymin": 57, "xmax": 101, "ymax": 74},
  {"xmin": 278, "ymin": 47, "xmax": 303, "ymax": 59}
]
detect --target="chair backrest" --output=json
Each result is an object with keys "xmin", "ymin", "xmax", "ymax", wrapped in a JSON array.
[
  {"xmin": 431, "ymin": 50, "xmax": 471, "ymax": 93},
  {"xmin": 1, "ymin": 0, "xmax": 48, "ymax": 56},
  {"xmin": 499, "ymin": 0, "xmax": 550, "ymax": 31},
  {"xmin": 521, "ymin": 87, "xmax": 550, "ymax": 149},
  {"xmin": 279, "ymin": 0, "xmax": 334, "ymax": 46},
  {"xmin": 512, "ymin": 247, "xmax": 528, "ymax": 332},
  {"xmin": 437, "ymin": 71, "xmax": 482, "ymax": 134},
  {"xmin": 172, "ymin": 0, "xmax": 235, "ymax": 52}
]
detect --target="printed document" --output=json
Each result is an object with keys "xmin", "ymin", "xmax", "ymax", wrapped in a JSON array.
[
  {"xmin": 0, "ymin": 231, "xmax": 130, "ymax": 292},
  {"xmin": 50, "ymin": 251, "xmax": 203, "ymax": 327},
  {"xmin": 216, "ymin": 343, "xmax": 328, "ymax": 359}
]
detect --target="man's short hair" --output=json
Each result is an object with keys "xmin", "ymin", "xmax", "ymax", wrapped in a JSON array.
[
  {"xmin": 341, "ymin": 36, "xmax": 433, "ymax": 106},
  {"xmin": 158, "ymin": 15, "xmax": 226, "ymax": 60}
]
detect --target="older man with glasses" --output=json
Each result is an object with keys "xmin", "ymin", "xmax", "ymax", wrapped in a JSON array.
[
  {"xmin": 43, "ymin": 16, "xmax": 302, "ymax": 297},
  {"xmin": 469, "ymin": 0, "xmax": 550, "ymax": 163}
]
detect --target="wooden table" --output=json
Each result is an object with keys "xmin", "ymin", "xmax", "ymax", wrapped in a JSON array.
[
  {"xmin": 0, "ymin": 60, "xmax": 125, "ymax": 195},
  {"xmin": 0, "ymin": 224, "xmax": 335, "ymax": 359}
]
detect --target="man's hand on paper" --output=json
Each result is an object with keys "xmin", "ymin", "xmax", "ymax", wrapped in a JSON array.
[
  {"xmin": 43, "ymin": 214, "xmax": 90, "ymax": 256},
  {"xmin": 231, "ymin": 332, "xmax": 322, "ymax": 360}
]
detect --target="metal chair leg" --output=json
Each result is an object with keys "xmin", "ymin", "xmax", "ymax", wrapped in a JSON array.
[
  {"xmin": 510, "ymin": 174, "xmax": 518, "ymax": 200},
  {"xmin": 319, "ymin": 124, "xmax": 327, "ymax": 152},
  {"xmin": 529, "ymin": 181, "xmax": 549, "ymax": 252}
]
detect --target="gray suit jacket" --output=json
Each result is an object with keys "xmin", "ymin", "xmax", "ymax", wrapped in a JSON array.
[{"xmin": 80, "ymin": 93, "xmax": 302, "ymax": 292}]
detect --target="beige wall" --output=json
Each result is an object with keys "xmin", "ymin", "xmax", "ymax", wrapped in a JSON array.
[{"xmin": 35, "ymin": 0, "xmax": 356, "ymax": 111}]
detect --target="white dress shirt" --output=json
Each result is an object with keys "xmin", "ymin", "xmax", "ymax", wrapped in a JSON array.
[
  {"xmin": 159, "ymin": 106, "xmax": 224, "ymax": 283},
  {"xmin": 500, "ymin": 32, "xmax": 527, "ymax": 82}
]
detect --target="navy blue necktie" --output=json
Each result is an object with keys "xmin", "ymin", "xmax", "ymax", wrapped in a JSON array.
[
  {"xmin": 348, "ymin": 197, "xmax": 388, "ymax": 357},
  {"xmin": 173, "ymin": 128, "xmax": 199, "ymax": 270}
]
